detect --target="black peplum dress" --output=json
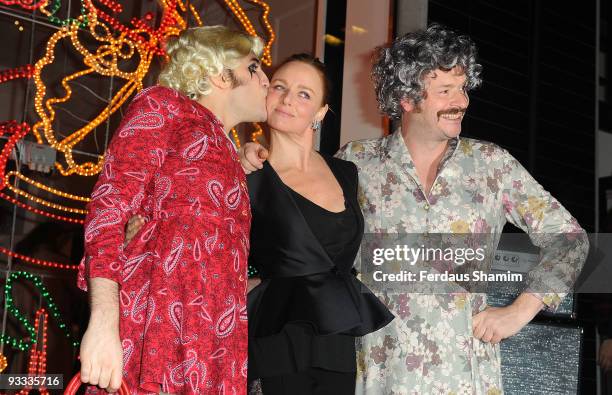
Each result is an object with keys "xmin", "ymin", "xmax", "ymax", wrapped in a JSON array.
[{"xmin": 246, "ymin": 155, "xmax": 394, "ymax": 385}]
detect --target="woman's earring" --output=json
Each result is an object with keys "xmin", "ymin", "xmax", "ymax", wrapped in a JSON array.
[{"xmin": 311, "ymin": 119, "xmax": 322, "ymax": 132}]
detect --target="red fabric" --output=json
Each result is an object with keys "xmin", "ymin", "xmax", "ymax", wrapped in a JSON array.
[{"xmin": 79, "ymin": 86, "xmax": 250, "ymax": 394}]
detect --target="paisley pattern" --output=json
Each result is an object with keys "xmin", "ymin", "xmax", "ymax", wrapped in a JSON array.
[
  {"xmin": 337, "ymin": 131, "xmax": 588, "ymax": 395},
  {"xmin": 80, "ymin": 86, "xmax": 251, "ymax": 394}
]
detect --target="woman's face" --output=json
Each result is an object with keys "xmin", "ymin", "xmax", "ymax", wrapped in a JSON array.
[{"xmin": 266, "ymin": 61, "xmax": 327, "ymax": 135}]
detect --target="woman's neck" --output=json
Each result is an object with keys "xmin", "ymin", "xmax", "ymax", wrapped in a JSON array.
[{"xmin": 268, "ymin": 128, "xmax": 317, "ymax": 171}]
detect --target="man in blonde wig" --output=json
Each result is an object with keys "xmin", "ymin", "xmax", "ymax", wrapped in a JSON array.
[{"xmin": 78, "ymin": 25, "xmax": 269, "ymax": 394}]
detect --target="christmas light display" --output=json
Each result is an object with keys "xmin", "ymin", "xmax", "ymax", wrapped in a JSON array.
[
  {"xmin": 18, "ymin": 309, "xmax": 49, "ymax": 395},
  {"xmin": 0, "ymin": 0, "xmax": 275, "ymax": 372},
  {"xmin": 0, "ymin": 0, "xmax": 275, "ymax": 225},
  {"xmin": 0, "ymin": 271, "xmax": 79, "ymax": 351}
]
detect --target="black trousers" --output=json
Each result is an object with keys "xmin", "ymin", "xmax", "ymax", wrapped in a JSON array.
[{"xmin": 260, "ymin": 368, "xmax": 356, "ymax": 395}]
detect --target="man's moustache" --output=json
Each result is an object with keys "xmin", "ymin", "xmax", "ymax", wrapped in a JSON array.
[{"xmin": 437, "ymin": 108, "xmax": 466, "ymax": 116}]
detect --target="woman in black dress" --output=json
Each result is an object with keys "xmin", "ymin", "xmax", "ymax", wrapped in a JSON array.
[
  {"xmin": 125, "ymin": 54, "xmax": 393, "ymax": 394},
  {"xmin": 246, "ymin": 54, "xmax": 393, "ymax": 394}
]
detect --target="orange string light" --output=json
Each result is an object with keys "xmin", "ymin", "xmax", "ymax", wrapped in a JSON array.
[
  {"xmin": 223, "ymin": 0, "xmax": 275, "ymax": 66},
  {"xmin": 6, "ymin": 171, "xmax": 91, "ymax": 202},
  {"xmin": 1, "ymin": 181, "xmax": 88, "ymax": 214},
  {"xmin": 251, "ymin": 122, "xmax": 264, "ymax": 142},
  {"xmin": 0, "ymin": 192, "xmax": 84, "ymax": 224},
  {"xmin": 0, "ymin": 0, "xmax": 275, "ymax": 230},
  {"xmin": 189, "ymin": 3, "xmax": 203, "ymax": 26},
  {"xmin": 231, "ymin": 128, "xmax": 241, "ymax": 149}
]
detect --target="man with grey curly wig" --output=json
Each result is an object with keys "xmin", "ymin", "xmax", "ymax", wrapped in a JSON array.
[
  {"xmin": 335, "ymin": 23, "xmax": 587, "ymax": 394},
  {"xmin": 241, "ymin": 24, "xmax": 587, "ymax": 394}
]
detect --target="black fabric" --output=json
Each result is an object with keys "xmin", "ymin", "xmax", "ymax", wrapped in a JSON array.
[
  {"xmin": 246, "ymin": 154, "xmax": 394, "ymax": 380},
  {"xmin": 289, "ymin": 187, "xmax": 357, "ymax": 263},
  {"xmin": 261, "ymin": 367, "xmax": 356, "ymax": 395},
  {"xmin": 249, "ymin": 322, "xmax": 356, "ymax": 376}
]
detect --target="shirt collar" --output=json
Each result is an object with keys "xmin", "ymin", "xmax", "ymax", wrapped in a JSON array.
[{"xmin": 385, "ymin": 128, "xmax": 460, "ymax": 170}]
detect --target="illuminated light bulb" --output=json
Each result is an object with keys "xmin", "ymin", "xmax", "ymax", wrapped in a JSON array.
[
  {"xmin": 251, "ymin": 122, "xmax": 264, "ymax": 142},
  {"xmin": 231, "ymin": 128, "xmax": 241, "ymax": 148}
]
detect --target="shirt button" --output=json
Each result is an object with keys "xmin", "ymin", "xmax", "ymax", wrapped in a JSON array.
[{"xmin": 424, "ymin": 203, "xmax": 430, "ymax": 210}]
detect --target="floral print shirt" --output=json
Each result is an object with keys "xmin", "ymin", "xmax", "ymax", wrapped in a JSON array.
[{"xmin": 337, "ymin": 130, "xmax": 588, "ymax": 395}]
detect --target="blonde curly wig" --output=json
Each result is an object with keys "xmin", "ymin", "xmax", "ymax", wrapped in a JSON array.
[{"xmin": 158, "ymin": 25, "xmax": 264, "ymax": 99}]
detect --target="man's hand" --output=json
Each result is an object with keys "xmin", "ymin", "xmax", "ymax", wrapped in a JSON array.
[
  {"xmin": 599, "ymin": 339, "xmax": 612, "ymax": 372},
  {"xmin": 80, "ymin": 278, "xmax": 123, "ymax": 393},
  {"xmin": 247, "ymin": 277, "xmax": 261, "ymax": 293},
  {"xmin": 472, "ymin": 293, "xmax": 543, "ymax": 344},
  {"xmin": 239, "ymin": 142, "xmax": 268, "ymax": 174}
]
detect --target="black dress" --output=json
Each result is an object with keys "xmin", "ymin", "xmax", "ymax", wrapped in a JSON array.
[{"xmin": 247, "ymin": 155, "xmax": 394, "ymax": 388}]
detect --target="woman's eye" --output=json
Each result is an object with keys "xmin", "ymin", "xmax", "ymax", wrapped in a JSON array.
[
  {"xmin": 273, "ymin": 84, "xmax": 285, "ymax": 90},
  {"xmin": 248, "ymin": 64, "xmax": 258, "ymax": 76},
  {"xmin": 299, "ymin": 92, "xmax": 311, "ymax": 99}
]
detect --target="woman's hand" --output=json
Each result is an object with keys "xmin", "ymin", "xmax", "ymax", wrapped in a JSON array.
[{"xmin": 124, "ymin": 215, "xmax": 146, "ymax": 246}]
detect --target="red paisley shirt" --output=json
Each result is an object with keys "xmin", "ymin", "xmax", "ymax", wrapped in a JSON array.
[{"xmin": 78, "ymin": 86, "xmax": 251, "ymax": 394}]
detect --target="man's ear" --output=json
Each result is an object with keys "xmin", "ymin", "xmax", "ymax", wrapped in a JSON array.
[
  {"xmin": 400, "ymin": 98, "xmax": 416, "ymax": 113},
  {"xmin": 209, "ymin": 70, "xmax": 233, "ymax": 90}
]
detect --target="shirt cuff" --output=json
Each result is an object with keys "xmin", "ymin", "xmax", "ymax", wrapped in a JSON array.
[
  {"xmin": 527, "ymin": 291, "xmax": 562, "ymax": 312},
  {"xmin": 84, "ymin": 256, "xmax": 123, "ymax": 288}
]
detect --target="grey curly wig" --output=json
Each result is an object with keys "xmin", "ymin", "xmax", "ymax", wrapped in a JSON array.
[{"xmin": 372, "ymin": 23, "xmax": 482, "ymax": 120}]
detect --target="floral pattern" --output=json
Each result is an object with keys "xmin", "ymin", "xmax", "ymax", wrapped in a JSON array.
[{"xmin": 337, "ymin": 131, "xmax": 588, "ymax": 394}]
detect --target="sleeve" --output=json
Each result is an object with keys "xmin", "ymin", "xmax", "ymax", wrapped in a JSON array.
[
  {"xmin": 335, "ymin": 141, "xmax": 353, "ymax": 161},
  {"xmin": 78, "ymin": 88, "xmax": 170, "ymax": 290},
  {"xmin": 499, "ymin": 148, "xmax": 589, "ymax": 311}
]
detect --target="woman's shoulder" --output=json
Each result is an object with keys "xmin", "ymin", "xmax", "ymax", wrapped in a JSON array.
[
  {"xmin": 321, "ymin": 154, "xmax": 357, "ymax": 182},
  {"xmin": 321, "ymin": 153, "xmax": 357, "ymax": 174},
  {"xmin": 320, "ymin": 153, "xmax": 358, "ymax": 189}
]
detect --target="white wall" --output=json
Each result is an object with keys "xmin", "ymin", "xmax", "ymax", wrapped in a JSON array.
[
  {"xmin": 339, "ymin": 0, "xmax": 391, "ymax": 146},
  {"xmin": 269, "ymin": 1, "xmax": 316, "ymax": 65}
]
